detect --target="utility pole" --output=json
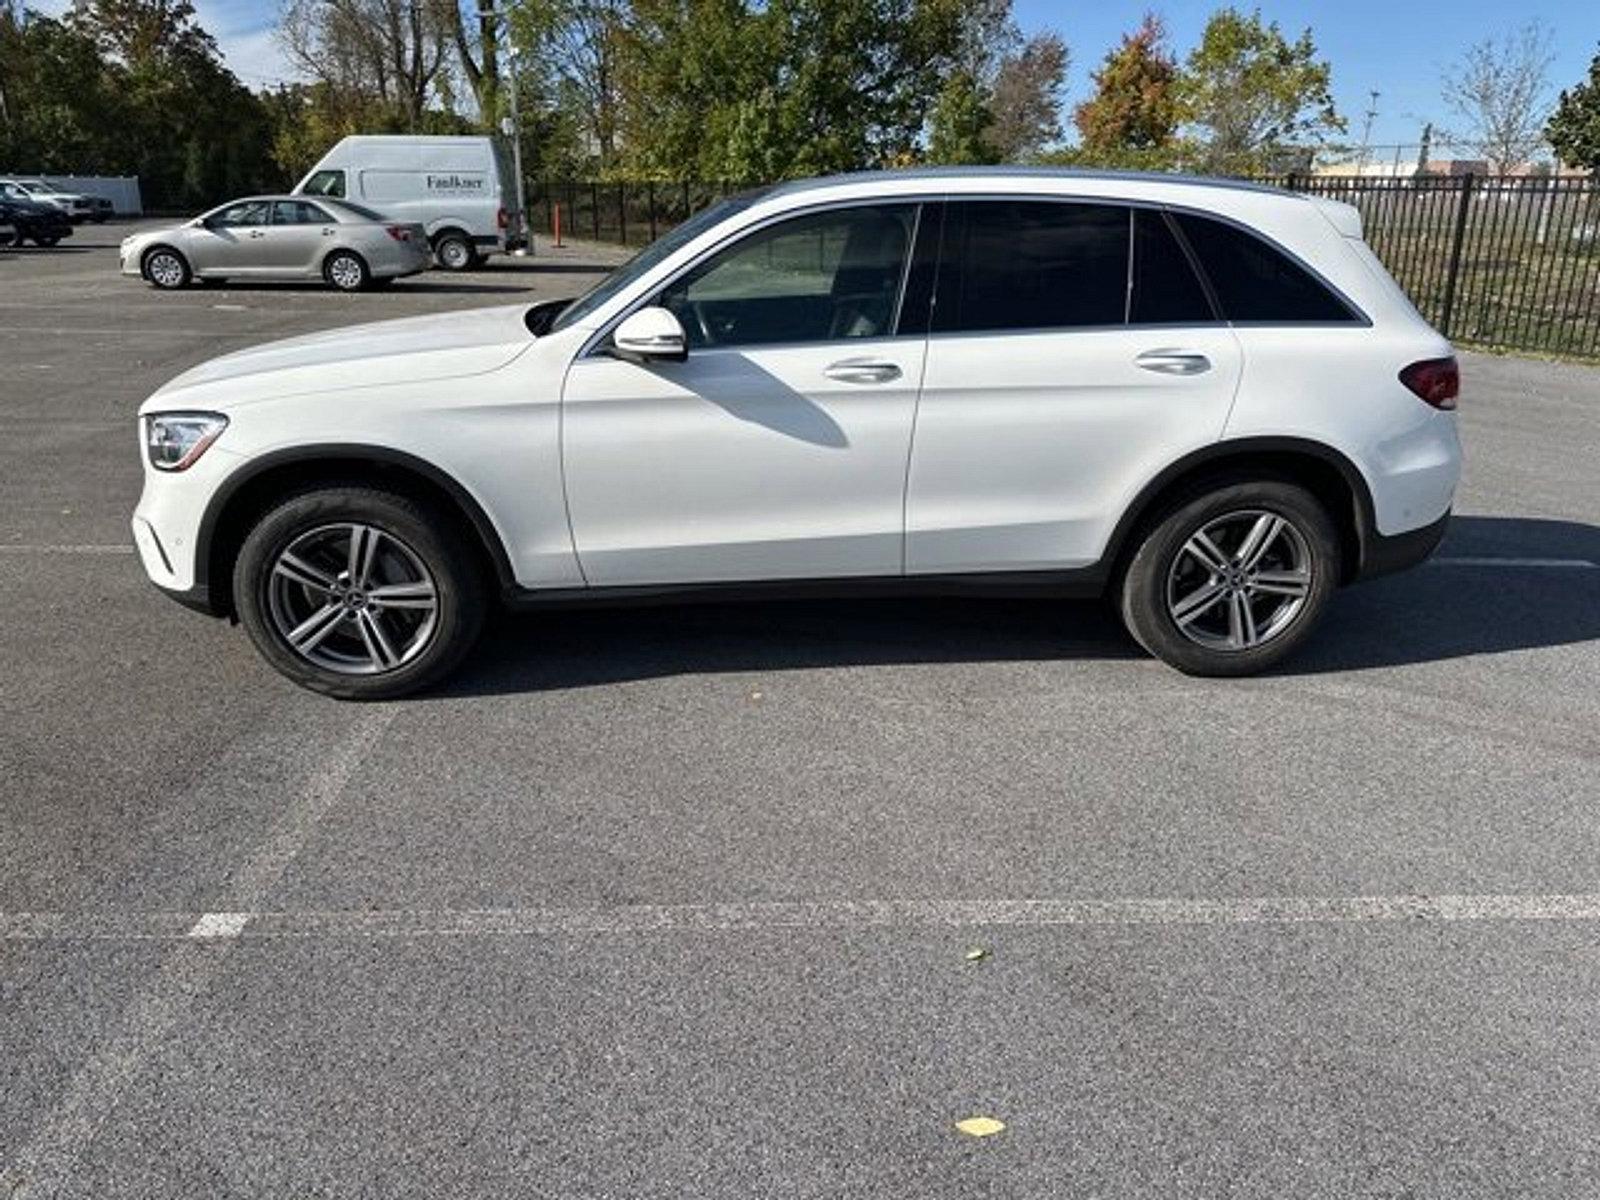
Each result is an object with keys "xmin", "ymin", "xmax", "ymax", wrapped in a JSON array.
[
  {"xmin": 480, "ymin": 0, "xmax": 527, "ymax": 255},
  {"xmin": 504, "ymin": 46, "xmax": 528, "ymax": 255},
  {"xmin": 1357, "ymin": 90, "xmax": 1380, "ymax": 175}
]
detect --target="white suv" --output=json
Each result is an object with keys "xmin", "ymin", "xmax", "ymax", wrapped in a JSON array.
[{"xmin": 133, "ymin": 169, "xmax": 1462, "ymax": 698}]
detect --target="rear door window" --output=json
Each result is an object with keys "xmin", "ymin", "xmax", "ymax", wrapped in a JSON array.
[
  {"xmin": 271, "ymin": 201, "xmax": 329, "ymax": 225},
  {"xmin": 1131, "ymin": 209, "xmax": 1216, "ymax": 324},
  {"xmin": 933, "ymin": 201, "xmax": 1129, "ymax": 334},
  {"xmin": 1172, "ymin": 212, "xmax": 1358, "ymax": 323}
]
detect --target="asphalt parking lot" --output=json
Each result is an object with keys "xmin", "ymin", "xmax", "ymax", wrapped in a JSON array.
[{"xmin": 3, "ymin": 221, "xmax": 1600, "ymax": 1198}]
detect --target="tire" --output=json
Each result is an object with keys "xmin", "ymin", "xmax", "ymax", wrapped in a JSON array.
[
  {"xmin": 433, "ymin": 231, "xmax": 473, "ymax": 271},
  {"xmin": 33, "ymin": 235, "xmax": 61, "ymax": 247},
  {"xmin": 1118, "ymin": 479, "xmax": 1339, "ymax": 677},
  {"xmin": 324, "ymin": 249, "xmax": 370, "ymax": 292},
  {"xmin": 143, "ymin": 246, "xmax": 190, "ymax": 289},
  {"xmin": 233, "ymin": 487, "xmax": 488, "ymax": 700}
]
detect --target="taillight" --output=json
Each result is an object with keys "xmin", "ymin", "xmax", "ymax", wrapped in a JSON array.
[
  {"xmin": 497, "ymin": 206, "xmax": 507, "ymax": 230},
  {"xmin": 1399, "ymin": 356, "xmax": 1459, "ymax": 410},
  {"xmin": 385, "ymin": 225, "xmax": 411, "ymax": 242}
]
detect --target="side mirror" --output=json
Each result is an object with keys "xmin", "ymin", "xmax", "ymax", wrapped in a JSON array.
[{"xmin": 611, "ymin": 306, "xmax": 687, "ymax": 364}]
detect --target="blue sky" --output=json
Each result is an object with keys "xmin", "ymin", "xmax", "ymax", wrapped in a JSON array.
[
  {"xmin": 31, "ymin": 0, "xmax": 1600, "ymax": 151},
  {"xmin": 1017, "ymin": 0, "xmax": 1600, "ymax": 150}
]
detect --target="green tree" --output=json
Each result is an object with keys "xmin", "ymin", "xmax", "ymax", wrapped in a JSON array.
[
  {"xmin": 927, "ymin": 70, "xmax": 994, "ymax": 164},
  {"xmin": 615, "ymin": 0, "xmax": 973, "ymax": 182},
  {"xmin": 1179, "ymin": 7, "xmax": 1343, "ymax": 175},
  {"xmin": 1074, "ymin": 13, "xmax": 1180, "ymax": 167},
  {"xmin": 1546, "ymin": 45, "xmax": 1600, "ymax": 170}
]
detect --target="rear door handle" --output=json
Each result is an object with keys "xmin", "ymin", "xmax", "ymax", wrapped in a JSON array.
[
  {"xmin": 248, "ymin": 230, "xmax": 266, "ymax": 239},
  {"xmin": 823, "ymin": 358, "xmax": 901, "ymax": 384},
  {"xmin": 1135, "ymin": 349, "xmax": 1211, "ymax": 376}
]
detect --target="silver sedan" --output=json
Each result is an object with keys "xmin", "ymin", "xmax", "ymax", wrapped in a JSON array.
[{"xmin": 120, "ymin": 196, "xmax": 429, "ymax": 291}]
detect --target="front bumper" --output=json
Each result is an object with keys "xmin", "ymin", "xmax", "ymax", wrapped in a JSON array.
[{"xmin": 131, "ymin": 443, "xmax": 243, "ymax": 601}]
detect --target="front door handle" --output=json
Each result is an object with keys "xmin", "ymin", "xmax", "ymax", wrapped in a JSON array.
[
  {"xmin": 1136, "ymin": 349, "xmax": 1211, "ymax": 376},
  {"xmin": 823, "ymin": 358, "xmax": 901, "ymax": 384},
  {"xmin": 248, "ymin": 230, "xmax": 266, "ymax": 239}
]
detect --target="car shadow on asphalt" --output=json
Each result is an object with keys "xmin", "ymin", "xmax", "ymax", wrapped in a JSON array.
[{"xmin": 436, "ymin": 516, "xmax": 1600, "ymax": 696}]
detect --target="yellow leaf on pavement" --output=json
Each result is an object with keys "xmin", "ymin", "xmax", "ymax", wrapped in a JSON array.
[{"xmin": 955, "ymin": 1116, "xmax": 1006, "ymax": 1137}]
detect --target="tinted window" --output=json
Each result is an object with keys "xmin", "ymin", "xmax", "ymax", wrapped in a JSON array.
[
  {"xmin": 271, "ymin": 200, "xmax": 329, "ymax": 225},
  {"xmin": 1131, "ymin": 209, "xmax": 1215, "ymax": 324},
  {"xmin": 303, "ymin": 170, "xmax": 345, "ymax": 198},
  {"xmin": 210, "ymin": 200, "xmax": 270, "ymax": 228},
  {"xmin": 1173, "ymin": 212, "xmax": 1356, "ymax": 322},
  {"xmin": 660, "ymin": 204, "xmax": 916, "ymax": 349},
  {"xmin": 934, "ymin": 201, "xmax": 1129, "ymax": 333}
]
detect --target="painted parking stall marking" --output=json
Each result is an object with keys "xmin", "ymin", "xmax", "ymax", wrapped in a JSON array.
[{"xmin": 9, "ymin": 893, "xmax": 1600, "ymax": 942}]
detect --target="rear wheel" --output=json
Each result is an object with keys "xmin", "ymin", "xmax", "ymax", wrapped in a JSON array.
[
  {"xmin": 233, "ymin": 487, "xmax": 487, "ymax": 700},
  {"xmin": 433, "ymin": 231, "xmax": 473, "ymax": 271},
  {"xmin": 324, "ymin": 249, "xmax": 369, "ymax": 292},
  {"xmin": 1119, "ymin": 479, "xmax": 1339, "ymax": 676},
  {"xmin": 143, "ymin": 247, "xmax": 190, "ymax": 289}
]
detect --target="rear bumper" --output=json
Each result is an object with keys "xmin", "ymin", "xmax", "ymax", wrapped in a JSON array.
[{"xmin": 1355, "ymin": 509, "xmax": 1450, "ymax": 581}]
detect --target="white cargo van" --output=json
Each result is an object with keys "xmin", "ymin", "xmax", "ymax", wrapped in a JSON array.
[{"xmin": 294, "ymin": 135, "xmax": 526, "ymax": 270}]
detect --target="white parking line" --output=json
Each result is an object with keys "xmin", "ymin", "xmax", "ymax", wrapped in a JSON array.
[
  {"xmin": 0, "ymin": 710, "xmax": 395, "ymax": 1198},
  {"xmin": 7, "ymin": 893, "xmax": 1600, "ymax": 941},
  {"xmin": 1431, "ymin": 556, "xmax": 1598, "ymax": 569},
  {"xmin": 186, "ymin": 912, "xmax": 252, "ymax": 939},
  {"xmin": 0, "ymin": 544, "xmax": 133, "ymax": 554}
]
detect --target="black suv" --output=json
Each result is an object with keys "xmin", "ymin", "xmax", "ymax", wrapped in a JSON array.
[{"xmin": 0, "ymin": 196, "xmax": 74, "ymax": 247}]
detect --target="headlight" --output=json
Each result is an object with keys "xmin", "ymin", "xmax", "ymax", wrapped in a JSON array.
[{"xmin": 145, "ymin": 412, "xmax": 227, "ymax": 471}]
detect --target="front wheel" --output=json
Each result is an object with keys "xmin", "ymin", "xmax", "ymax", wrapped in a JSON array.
[
  {"xmin": 143, "ymin": 247, "xmax": 190, "ymax": 289},
  {"xmin": 1119, "ymin": 480, "xmax": 1339, "ymax": 676},
  {"xmin": 233, "ymin": 488, "xmax": 487, "ymax": 699}
]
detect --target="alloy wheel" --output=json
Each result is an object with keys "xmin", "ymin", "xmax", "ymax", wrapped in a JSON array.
[
  {"xmin": 327, "ymin": 254, "xmax": 365, "ymax": 290},
  {"xmin": 1164, "ymin": 509, "xmax": 1313, "ymax": 651},
  {"xmin": 265, "ymin": 523, "xmax": 439, "ymax": 675},
  {"xmin": 147, "ymin": 252, "xmax": 185, "ymax": 288}
]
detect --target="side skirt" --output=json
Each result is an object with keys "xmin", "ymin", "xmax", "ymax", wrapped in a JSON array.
[{"xmin": 500, "ymin": 569, "xmax": 1111, "ymax": 612}]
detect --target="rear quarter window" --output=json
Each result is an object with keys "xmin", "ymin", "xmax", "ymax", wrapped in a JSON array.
[{"xmin": 1173, "ymin": 212, "xmax": 1359, "ymax": 323}]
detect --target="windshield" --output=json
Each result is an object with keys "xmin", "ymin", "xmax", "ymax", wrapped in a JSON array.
[{"xmin": 548, "ymin": 192, "xmax": 767, "ymax": 333}]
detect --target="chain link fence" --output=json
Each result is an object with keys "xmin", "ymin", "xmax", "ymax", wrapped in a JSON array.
[{"xmin": 528, "ymin": 175, "xmax": 1600, "ymax": 359}]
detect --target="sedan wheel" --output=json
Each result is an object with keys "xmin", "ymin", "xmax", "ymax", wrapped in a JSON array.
[
  {"xmin": 324, "ymin": 250, "xmax": 369, "ymax": 292},
  {"xmin": 144, "ymin": 249, "xmax": 190, "ymax": 289},
  {"xmin": 1119, "ymin": 479, "xmax": 1338, "ymax": 676},
  {"xmin": 234, "ymin": 487, "xmax": 487, "ymax": 699}
]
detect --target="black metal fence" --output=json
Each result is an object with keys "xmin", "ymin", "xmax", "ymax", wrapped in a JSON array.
[{"xmin": 528, "ymin": 175, "xmax": 1600, "ymax": 359}]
